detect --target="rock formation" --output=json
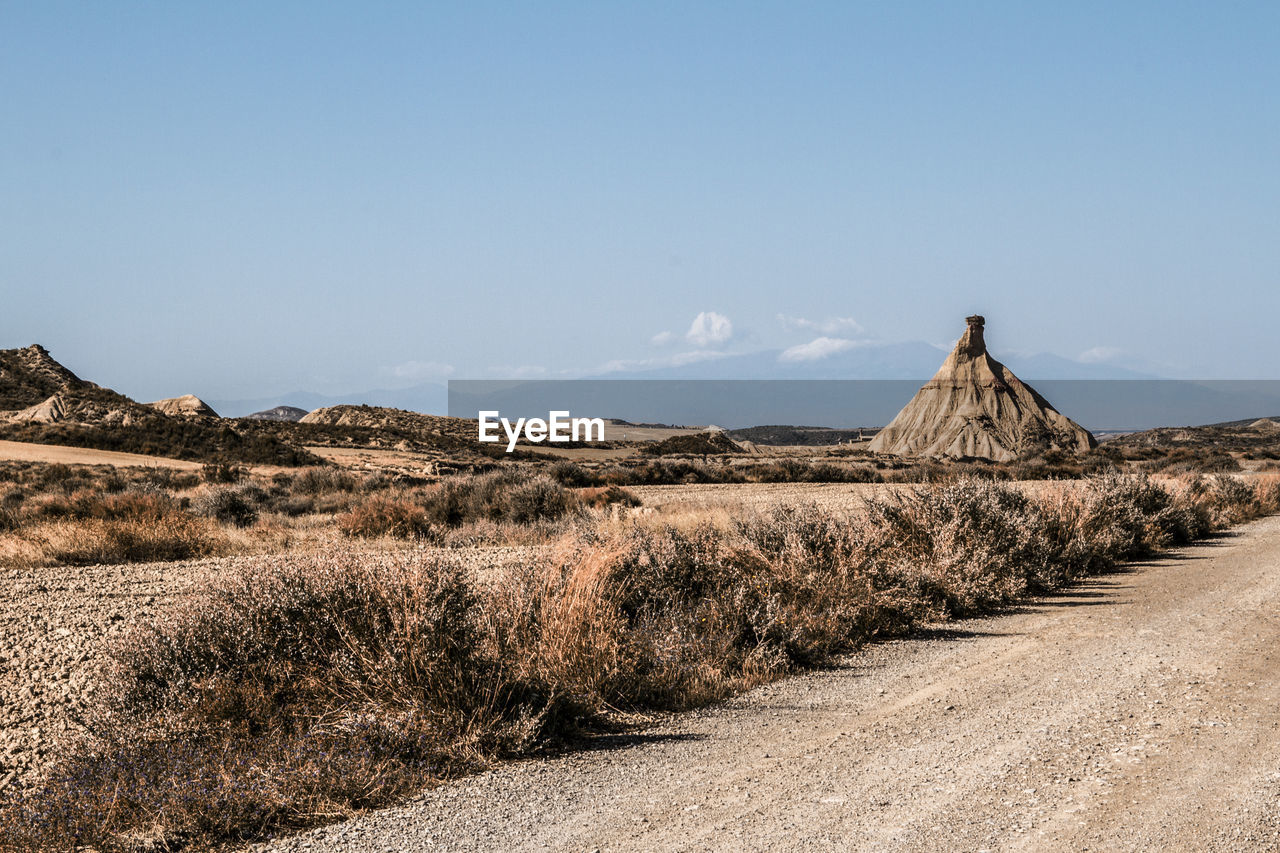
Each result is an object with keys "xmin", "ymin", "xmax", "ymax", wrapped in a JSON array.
[{"xmin": 868, "ymin": 315, "xmax": 1097, "ymax": 461}]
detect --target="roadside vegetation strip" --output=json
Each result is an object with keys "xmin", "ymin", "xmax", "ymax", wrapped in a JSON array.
[{"xmin": 1, "ymin": 473, "xmax": 1277, "ymax": 851}]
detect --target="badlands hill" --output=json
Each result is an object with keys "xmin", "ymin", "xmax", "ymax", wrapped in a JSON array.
[
  {"xmin": 0, "ymin": 345, "xmax": 317, "ymax": 465},
  {"xmin": 0, "ymin": 344, "xmax": 87, "ymax": 409},
  {"xmin": 1, "ymin": 344, "xmax": 162, "ymax": 428},
  {"xmin": 869, "ymin": 316, "xmax": 1097, "ymax": 462}
]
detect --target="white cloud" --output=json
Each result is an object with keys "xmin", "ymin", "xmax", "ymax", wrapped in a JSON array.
[
  {"xmin": 686, "ymin": 311, "xmax": 733, "ymax": 346},
  {"xmin": 1078, "ymin": 346, "xmax": 1123, "ymax": 364},
  {"xmin": 778, "ymin": 337, "xmax": 861, "ymax": 363},
  {"xmin": 387, "ymin": 360, "xmax": 455, "ymax": 380},
  {"xmin": 650, "ymin": 330, "xmax": 675, "ymax": 346},
  {"xmin": 777, "ymin": 314, "xmax": 864, "ymax": 336}
]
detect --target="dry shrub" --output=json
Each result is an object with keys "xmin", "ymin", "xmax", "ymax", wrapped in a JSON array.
[
  {"xmin": 6, "ymin": 473, "xmax": 1273, "ymax": 850},
  {"xmin": 862, "ymin": 480, "xmax": 1056, "ymax": 614},
  {"xmin": 294, "ymin": 466, "xmax": 360, "ymax": 495},
  {"xmin": 192, "ymin": 484, "xmax": 261, "ymax": 527},
  {"xmin": 420, "ymin": 471, "xmax": 576, "ymax": 527},
  {"xmin": 1, "ymin": 554, "xmax": 532, "ymax": 851},
  {"xmin": 338, "ymin": 495, "xmax": 436, "ymax": 540},
  {"xmin": 1256, "ymin": 474, "xmax": 1280, "ymax": 514}
]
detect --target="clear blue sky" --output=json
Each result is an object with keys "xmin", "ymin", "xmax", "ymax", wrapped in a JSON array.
[{"xmin": 3, "ymin": 1, "xmax": 1278, "ymax": 402}]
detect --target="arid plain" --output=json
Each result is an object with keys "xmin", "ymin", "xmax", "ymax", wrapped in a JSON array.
[{"xmin": 2, "ymin": 339, "xmax": 1279, "ymax": 851}]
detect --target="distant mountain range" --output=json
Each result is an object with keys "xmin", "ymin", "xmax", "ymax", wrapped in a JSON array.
[
  {"xmin": 599, "ymin": 341, "xmax": 1156, "ymax": 381},
  {"xmin": 210, "ymin": 341, "xmax": 1153, "ymax": 417},
  {"xmin": 210, "ymin": 384, "xmax": 449, "ymax": 419}
]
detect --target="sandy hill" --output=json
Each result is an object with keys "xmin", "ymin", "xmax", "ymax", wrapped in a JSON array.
[
  {"xmin": 147, "ymin": 394, "xmax": 219, "ymax": 418},
  {"xmin": 243, "ymin": 405, "xmax": 308, "ymax": 422},
  {"xmin": 868, "ymin": 316, "xmax": 1097, "ymax": 462}
]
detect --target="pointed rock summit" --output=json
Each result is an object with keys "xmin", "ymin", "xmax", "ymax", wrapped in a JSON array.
[{"xmin": 868, "ymin": 315, "xmax": 1097, "ymax": 461}]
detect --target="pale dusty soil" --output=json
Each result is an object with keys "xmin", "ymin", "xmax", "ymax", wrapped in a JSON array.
[
  {"xmin": 0, "ymin": 556, "xmax": 216, "ymax": 787},
  {"xmin": 257, "ymin": 516, "xmax": 1280, "ymax": 853},
  {"xmin": 0, "ymin": 440, "xmax": 202, "ymax": 470}
]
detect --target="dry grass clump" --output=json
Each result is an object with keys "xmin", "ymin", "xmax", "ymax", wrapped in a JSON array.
[
  {"xmin": 2, "ymin": 473, "xmax": 1272, "ymax": 850},
  {"xmin": 34, "ymin": 513, "xmax": 221, "ymax": 567}
]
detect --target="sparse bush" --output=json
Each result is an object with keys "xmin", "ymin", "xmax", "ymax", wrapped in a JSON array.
[
  {"xmin": 863, "ymin": 480, "xmax": 1054, "ymax": 614},
  {"xmin": 275, "ymin": 494, "xmax": 317, "ymax": 517},
  {"xmin": 548, "ymin": 460, "xmax": 593, "ymax": 487},
  {"xmin": 503, "ymin": 476, "xmax": 574, "ymax": 523},
  {"xmin": 194, "ymin": 485, "xmax": 260, "ymax": 528},
  {"xmin": 294, "ymin": 467, "xmax": 359, "ymax": 495},
  {"xmin": 338, "ymin": 496, "xmax": 436, "ymax": 540},
  {"xmin": 1143, "ymin": 448, "xmax": 1241, "ymax": 475},
  {"xmin": 1205, "ymin": 474, "xmax": 1259, "ymax": 525}
]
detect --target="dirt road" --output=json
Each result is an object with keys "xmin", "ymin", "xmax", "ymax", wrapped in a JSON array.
[
  {"xmin": 260, "ymin": 515, "xmax": 1280, "ymax": 852},
  {"xmin": 0, "ymin": 439, "xmax": 201, "ymax": 469}
]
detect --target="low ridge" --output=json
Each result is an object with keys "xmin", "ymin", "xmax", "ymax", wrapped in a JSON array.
[{"xmin": 243, "ymin": 405, "xmax": 308, "ymax": 422}]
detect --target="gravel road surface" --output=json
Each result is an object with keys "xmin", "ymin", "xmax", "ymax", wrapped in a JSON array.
[{"xmin": 259, "ymin": 515, "xmax": 1280, "ymax": 852}]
